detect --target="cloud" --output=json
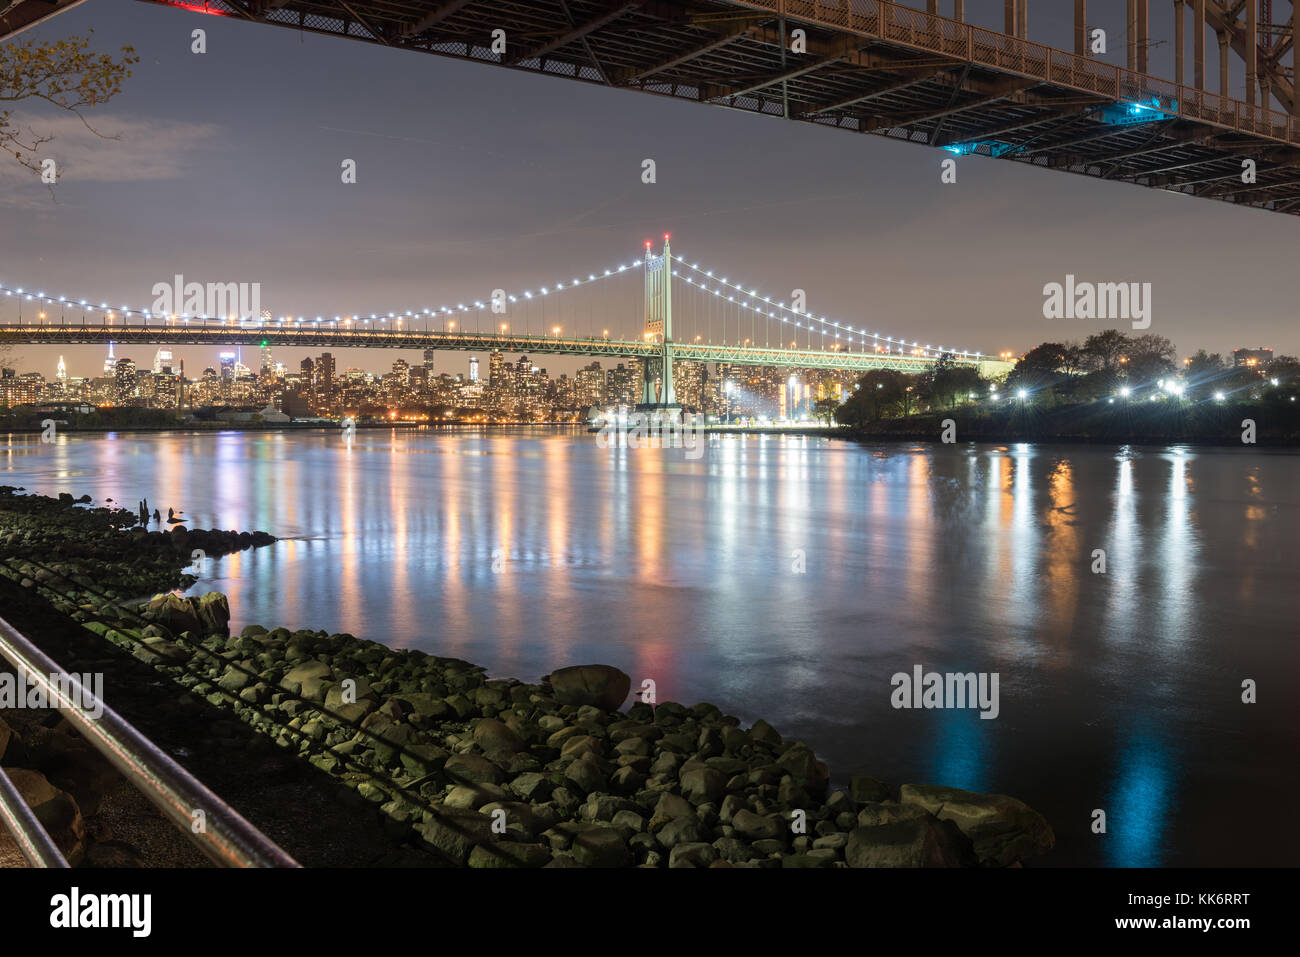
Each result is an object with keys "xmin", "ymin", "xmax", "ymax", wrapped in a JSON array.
[{"xmin": 0, "ymin": 112, "xmax": 222, "ymax": 197}]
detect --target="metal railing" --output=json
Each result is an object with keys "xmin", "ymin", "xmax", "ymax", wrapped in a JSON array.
[
  {"xmin": 0, "ymin": 613, "xmax": 299, "ymax": 868},
  {"xmin": 0, "ymin": 324, "xmax": 968, "ymax": 370},
  {"xmin": 736, "ymin": 0, "xmax": 1300, "ymax": 145},
  {"xmin": 0, "ymin": 765, "xmax": 69, "ymax": 867}
]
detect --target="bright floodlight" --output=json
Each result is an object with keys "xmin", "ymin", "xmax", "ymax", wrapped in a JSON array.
[
  {"xmin": 1016, "ymin": 389, "xmax": 1027, "ymax": 399},
  {"xmin": 1120, "ymin": 386, "xmax": 1131, "ymax": 397},
  {"xmin": 1214, "ymin": 391, "xmax": 1225, "ymax": 401}
]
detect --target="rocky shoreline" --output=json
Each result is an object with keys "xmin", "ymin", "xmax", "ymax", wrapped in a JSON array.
[{"xmin": 0, "ymin": 487, "xmax": 1054, "ymax": 867}]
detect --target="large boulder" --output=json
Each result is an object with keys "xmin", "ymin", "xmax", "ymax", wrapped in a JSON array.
[
  {"xmin": 445, "ymin": 753, "xmax": 506, "ymax": 787},
  {"xmin": 570, "ymin": 825, "xmax": 631, "ymax": 867},
  {"xmin": 774, "ymin": 743, "xmax": 830, "ymax": 800},
  {"xmin": 195, "ymin": 592, "xmax": 230, "ymax": 634},
  {"xmin": 680, "ymin": 767, "xmax": 725, "ymax": 805},
  {"xmin": 419, "ymin": 807, "xmax": 495, "ymax": 865},
  {"xmin": 545, "ymin": 665, "xmax": 630, "ymax": 711},
  {"xmin": 899, "ymin": 784, "xmax": 1055, "ymax": 866},
  {"xmin": 280, "ymin": 660, "xmax": 333, "ymax": 700},
  {"xmin": 731, "ymin": 809, "xmax": 784, "ymax": 842},
  {"xmin": 143, "ymin": 593, "xmax": 201, "ymax": 635},
  {"xmin": 472, "ymin": 718, "xmax": 524, "ymax": 754},
  {"xmin": 845, "ymin": 816, "xmax": 975, "ymax": 868}
]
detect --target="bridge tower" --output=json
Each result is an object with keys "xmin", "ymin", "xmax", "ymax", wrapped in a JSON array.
[{"xmin": 641, "ymin": 235, "xmax": 676, "ymax": 407}]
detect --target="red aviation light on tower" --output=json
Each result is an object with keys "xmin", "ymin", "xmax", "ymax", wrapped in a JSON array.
[
  {"xmin": 644, "ymin": 240, "xmax": 652, "ymax": 249},
  {"xmin": 664, "ymin": 233, "xmax": 671, "ymax": 242}
]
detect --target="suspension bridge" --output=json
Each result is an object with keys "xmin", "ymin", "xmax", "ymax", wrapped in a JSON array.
[{"xmin": 0, "ymin": 238, "xmax": 1008, "ymax": 405}]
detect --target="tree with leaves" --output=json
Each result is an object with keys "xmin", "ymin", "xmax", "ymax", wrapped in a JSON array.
[
  {"xmin": 834, "ymin": 369, "xmax": 910, "ymax": 425},
  {"xmin": 1183, "ymin": 349, "xmax": 1228, "ymax": 400},
  {"xmin": 812, "ymin": 397, "xmax": 839, "ymax": 424},
  {"xmin": 1005, "ymin": 341, "xmax": 1075, "ymax": 404},
  {"xmin": 0, "ymin": 31, "xmax": 138, "ymax": 179},
  {"xmin": 1080, "ymin": 330, "xmax": 1130, "ymax": 373}
]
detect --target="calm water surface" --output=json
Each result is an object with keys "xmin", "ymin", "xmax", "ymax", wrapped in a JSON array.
[{"xmin": 4, "ymin": 427, "xmax": 1296, "ymax": 867}]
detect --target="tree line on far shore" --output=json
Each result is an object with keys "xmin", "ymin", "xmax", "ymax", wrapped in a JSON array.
[{"xmin": 830, "ymin": 330, "xmax": 1300, "ymax": 428}]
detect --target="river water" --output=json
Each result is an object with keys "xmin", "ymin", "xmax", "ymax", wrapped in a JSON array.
[{"xmin": 3, "ymin": 427, "xmax": 1296, "ymax": 867}]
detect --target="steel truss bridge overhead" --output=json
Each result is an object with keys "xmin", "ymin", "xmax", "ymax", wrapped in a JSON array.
[{"xmin": 91, "ymin": 0, "xmax": 1300, "ymax": 217}]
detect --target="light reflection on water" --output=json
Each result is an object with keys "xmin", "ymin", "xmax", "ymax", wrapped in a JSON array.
[{"xmin": 2, "ymin": 427, "xmax": 1297, "ymax": 867}]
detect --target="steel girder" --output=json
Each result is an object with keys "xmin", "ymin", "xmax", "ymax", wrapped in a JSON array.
[
  {"xmin": 0, "ymin": 323, "xmax": 983, "ymax": 372},
  {"xmin": 109, "ymin": 0, "xmax": 1300, "ymax": 216}
]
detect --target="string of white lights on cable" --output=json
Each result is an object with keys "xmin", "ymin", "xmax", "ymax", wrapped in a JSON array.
[
  {"xmin": 0, "ymin": 259, "xmax": 642, "ymax": 326},
  {"xmin": 669, "ymin": 254, "xmax": 986, "ymax": 360}
]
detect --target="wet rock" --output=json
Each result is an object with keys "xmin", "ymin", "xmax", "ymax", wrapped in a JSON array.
[
  {"xmin": 545, "ymin": 664, "xmax": 630, "ymax": 711},
  {"xmin": 472, "ymin": 718, "xmax": 524, "ymax": 754},
  {"xmin": 654, "ymin": 816, "xmax": 703, "ymax": 849},
  {"xmin": 648, "ymin": 792, "xmax": 696, "ymax": 832},
  {"xmin": 680, "ymin": 766, "xmax": 725, "ymax": 805},
  {"xmin": 280, "ymin": 660, "xmax": 333, "ymax": 699},
  {"xmin": 467, "ymin": 841, "xmax": 550, "ymax": 868},
  {"xmin": 564, "ymin": 754, "xmax": 607, "ymax": 795},
  {"xmin": 419, "ymin": 807, "xmax": 495, "ymax": 865},
  {"xmin": 845, "ymin": 816, "xmax": 976, "ymax": 868},
  {"xmin": 749, "ymin": 719, "xmax": 782, "ymax": 746},
  {"xmin": 571, "ymin": 825, "xmax": 631, "ymax": 867},
  {"xmin": 445, "ymin": 752, "xmax": 506, "ymax": 787},
  {"xmin": 899, "ymin": 784, "xmax": 1055, "ymax": 866},
  {"xmin": 195, "ymin": 592, "xmax": 230, "ymax": 634},
  {"xmin": 144, "ymin": 593, "xmax": 201, "ymax": 635},
  {"xmin": 669, "ymin": 842, "xmax": 718, "ymax": 868},
  {"xmin": 732, "ymin": 809, "xmax": 784, "ymax": 842},
  {"xmin": 850, "ymin": 775, "xmax": 892, "ymax": 804},
  {"xmin": 856, "ymin": 801, "xmax": 931, "ymax": 828}
]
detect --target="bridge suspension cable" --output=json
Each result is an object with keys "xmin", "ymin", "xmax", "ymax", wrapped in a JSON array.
[
  {"xmin": 668, "ymin": 255, "xmax": 986, "ymax": 361},
  {"xmin": 0, "ymin": 254, "xmax": 644, "ymax": 338}
]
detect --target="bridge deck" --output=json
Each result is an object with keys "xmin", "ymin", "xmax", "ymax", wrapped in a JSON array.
[
  {"xmin": 127, "ymin": 0, "xmax": 1300, "ymax": 216},
  {"xmin": 0, "ymin": 324, "xmax": 997, "ymax": 373}
]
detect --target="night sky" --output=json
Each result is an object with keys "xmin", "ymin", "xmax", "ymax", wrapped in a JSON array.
[{"xmin": 2, "ymin": 0, "xmax": 1296, "ymax": 379}]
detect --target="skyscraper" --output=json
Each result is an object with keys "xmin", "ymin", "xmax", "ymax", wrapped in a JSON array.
[
  {"xmin": 576, "ymin": 361, "xmax": 605, "ymax": 408},
  {"xmin": 317, "ymin": 353, "xmax": 336, "ymax": 391},
  {"xmin": 102, "ymin": 342, "xmax": 117, "ymax": 376},
  {"xmin": 469, "ymin": 357, "xmax": 479, "ymax": 382},
  {"xmin": 114, "ymin": 358, "xmax": 137, "ymax": 403}
]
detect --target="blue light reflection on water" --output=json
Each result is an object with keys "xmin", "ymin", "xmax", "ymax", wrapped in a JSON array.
[{"xmin": 1106, "ymin": 727, "xmax": 1180, "ymax": 868}]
